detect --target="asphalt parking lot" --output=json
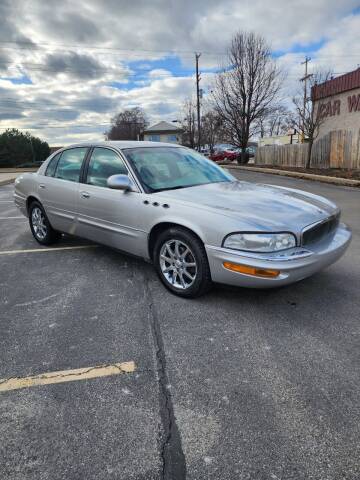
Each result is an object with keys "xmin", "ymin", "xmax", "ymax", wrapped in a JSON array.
[{"xmin": 0, "ymin": 171, "xmax": 359, "ymax": 480}]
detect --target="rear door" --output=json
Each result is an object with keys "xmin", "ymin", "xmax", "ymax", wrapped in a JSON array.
[
  {"xmin": 38, "ymin": 147, "xmax": 88, "ymax": 234},
  {"xmin": 76, "ymin": 147, "xmax": 148, "ymax": 256}
]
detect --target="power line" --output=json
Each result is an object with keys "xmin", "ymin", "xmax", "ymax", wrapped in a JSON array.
[
  {"xmin": 0, "ymin": 40, "xmax": 228, "ymax": 57},
  {"xmin": 0, "ymin": 56, "xmax": 351, "ymax": 78},
  {"xmin": 1, "ymin": 41, "xmax": 360, "ymax": 60},
  {"xmin": 2, "ymin": 39, "xmax": 360, "ymax": 59},
  {"xmin": 0, "ymin": 61, "xmax": 199, "ymax": 76},
  {"xmin": 0, "ymin": 123, "xmax": 111, "ymax": 130}
]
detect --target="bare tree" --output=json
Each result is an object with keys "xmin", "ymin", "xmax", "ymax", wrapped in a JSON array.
[
  {"xmin": 257, "ymin": 105, "xmax": 295, "ymax": 138},
  {"xmin": 212, "ymin": 31, "xmax": 282, "ymax": 163},
  {"xmin": 292, "ymin": 70, "xmax": 332, "ymax": 168},
  {"xmin": 105, "ymin": 107, "xmax": 147, "ymax": 140},
  {"xmin": 180, "ymin": 98, "xmax": 197, "ymax": 148},
  {"xmin": 201, "ymin": 110, "xmax": 223, "ymax": 153}
]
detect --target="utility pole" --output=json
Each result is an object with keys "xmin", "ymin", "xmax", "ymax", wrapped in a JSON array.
[
  {"xmin": 300, "ymin": 56, "xmax": 313, "ymax": 143},
  {"xmin": 195, "ymin": 52, "xmax": 201, "ymax": 151}
]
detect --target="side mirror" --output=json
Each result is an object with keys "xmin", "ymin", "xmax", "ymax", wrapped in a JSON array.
[{"xmin": 107, "ymin": 174, "xmax": 134, "ymax": 192}]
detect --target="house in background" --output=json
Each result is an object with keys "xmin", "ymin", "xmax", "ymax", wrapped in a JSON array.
[
  {"xmin": 49, "ymin": 146, "xmax": 63, "ymax": 154},
  {"xmin": 258, "ymin": 132, "xmax": 301, "ymax": 147},
  {"xmin": 143, "ymin": 121, "xmax": 183, "ymax": 144}
]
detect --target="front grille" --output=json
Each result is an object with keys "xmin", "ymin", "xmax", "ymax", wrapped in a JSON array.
[{"xmin": 302, "ymin": 214, "xmax": 340, "ymax": 246}]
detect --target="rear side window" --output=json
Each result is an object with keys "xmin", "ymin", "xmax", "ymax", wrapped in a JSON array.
[
  {"xmin": 86, "ymin": 147, "xmax": 127, "ymax": 187},
  {"xmin": 54, "ymin": 147, "xmax": 88, "ymax": 182},
  {"xmin": 45, "ymin": 152, "xmax": 61, "ymax": 177}
]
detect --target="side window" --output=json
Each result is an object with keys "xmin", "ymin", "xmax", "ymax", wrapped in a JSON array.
[
  {"xmin": 54, "ymin": 147, "xmax": 87, "ymax": 182},
  {"xmin": 45, "ymin": 152, "xmax": 61, "ymax": 177},
  {"xmin": 86, "ymin": 148, "xmax": 128, "ymax": 188}
]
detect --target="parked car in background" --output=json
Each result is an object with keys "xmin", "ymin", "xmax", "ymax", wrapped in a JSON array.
[
  {"xmin": 246, "ymin": 146, "xmax": 256, "ymax": 158},
  {"xmin": 199, "ymin": 147, "xmax": 210, "ymax": 157},
  {"xmin": 209, "ymin": 144, "xmax": 255, "ymax": 163},
  {"xmin": 209, "ymin": 147, "xmax": 239, "ymax": 162},
  {"xmin": 14, "ymin": 141, "xmax": 351, "ymax": 298}
]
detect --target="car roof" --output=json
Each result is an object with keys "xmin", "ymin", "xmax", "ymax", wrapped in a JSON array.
[{"xmin": 58, "ymin": 141, "xmax": 183, "ymax": 151}]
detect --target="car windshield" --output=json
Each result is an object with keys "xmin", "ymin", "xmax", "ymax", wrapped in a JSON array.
[{"xmin": 123, "ymin": 146, "xmax": 235, "ymax": 193}]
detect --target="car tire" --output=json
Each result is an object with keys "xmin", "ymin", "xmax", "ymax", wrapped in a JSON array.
[
  {"xmin": 29, "ymin": 200, "xmax": 61, "ymax": 245},
  {"xmin": 153, "ymin": 227, "xmax": 212, "ymax": 298}
]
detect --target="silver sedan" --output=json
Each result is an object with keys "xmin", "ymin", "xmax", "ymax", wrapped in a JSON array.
[{"xmin": 14, "ymin": 141, "xmax": 351, "ymax": 297}]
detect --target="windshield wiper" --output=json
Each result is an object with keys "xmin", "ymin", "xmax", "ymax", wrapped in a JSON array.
[{"xmin": 153, "ymin": 185, "xmax": 189, "ymax": 192}]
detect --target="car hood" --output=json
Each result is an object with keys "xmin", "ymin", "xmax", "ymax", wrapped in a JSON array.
[{"xmin": 158, "ymin": 181, "xmax": 339, "ymax": 233}]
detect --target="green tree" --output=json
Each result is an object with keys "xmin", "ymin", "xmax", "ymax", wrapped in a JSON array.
[{"xmin": 0, "ymin": 129, "xmax": 50, "ymax": 167}]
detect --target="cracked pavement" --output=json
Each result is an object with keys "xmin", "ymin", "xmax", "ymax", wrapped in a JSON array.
[{"xmin": 0, "ymin": 171, "xmax": 359, "ymax": 479}]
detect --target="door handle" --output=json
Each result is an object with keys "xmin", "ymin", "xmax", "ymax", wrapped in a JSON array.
[
  {"xmin": 39, "ymin": 184, "xmax": 46, "ymax": 189},
  {"xmin": 81, "ymin": 191, "xmax": 90, "ymax": 199}
]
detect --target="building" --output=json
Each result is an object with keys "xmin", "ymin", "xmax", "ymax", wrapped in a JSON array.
[
  {"xmin": 258, "ymin": 132, "xmax": 301, "ymax": 147},
  {"xmin": 312, "ymin": 68, "xmax": 360, "ymax": 139},
  {"xmin": 311, "ymin": 68, "xmax": 360, "ymax": 169},
  {"xmin": 143, "ymin": 121, "xmax": 183, "ymax": 144},
  {"xmin": 49, "ymin": 146, "xmax": 63, "ymax": 154}
]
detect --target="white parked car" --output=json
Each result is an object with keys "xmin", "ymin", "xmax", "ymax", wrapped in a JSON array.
[{"xmin": 14, "ymin": 141, "xmax": 351, "ymax": 297}]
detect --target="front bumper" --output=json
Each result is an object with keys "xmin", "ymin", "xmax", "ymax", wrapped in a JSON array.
[{"xmin": 206, "ymin": 223, "xmax": 352, "ymax": 288}]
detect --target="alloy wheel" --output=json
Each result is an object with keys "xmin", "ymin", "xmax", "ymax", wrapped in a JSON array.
[
  {"xmin": 31, "ymin": 207, "xmax": 47, "ymax": 240},
  {"xmin": 159, "ymin": 239, "xmax": 197, "ymax": 289}
]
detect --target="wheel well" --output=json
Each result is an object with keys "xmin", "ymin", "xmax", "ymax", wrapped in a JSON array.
[
  {"xmin": 148, "ymin": 222, "xmax": 204, "ymax": 261},
  {"xmin": 26, "ymin": 196, "xmax": 39, "ymax": 213}
]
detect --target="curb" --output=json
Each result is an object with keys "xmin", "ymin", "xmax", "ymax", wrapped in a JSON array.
[
  {"xmin": 224, "ymin": 165, "xmax": 360, "ymax": 187},
  {"xmin": 0, "ymin": 168, "xmax": 37, "ymax": 173},
  {"xmin": 0, "ymin": 178, "xmax": 15, "ymax": 187}
]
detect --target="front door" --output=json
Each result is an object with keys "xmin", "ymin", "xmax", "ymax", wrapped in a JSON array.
[
  {"xmin": 39, "ymin": 147, "xmax": 88, "ymax": 234},
  {"xmin": 76, "ymin": 147, "xmax": 148, "ymax": 256}
]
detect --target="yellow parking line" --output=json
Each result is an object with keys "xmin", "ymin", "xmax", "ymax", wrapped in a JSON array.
[
  {"xmin": 0, "ymin": 245, "xmax": 98, "ymax": 255},
  {"xmin": 0, "ymin": 361, "xmax": 136, "ymax": 392}
]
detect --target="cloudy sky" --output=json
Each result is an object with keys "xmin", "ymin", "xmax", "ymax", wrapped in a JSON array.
[{"xmin": 0, "ymin": 0, "xmax": 359, "ymax": 145}]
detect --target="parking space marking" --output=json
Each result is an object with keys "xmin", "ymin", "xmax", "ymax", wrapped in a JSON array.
[
  {"xmin": 0, "ymin": 216, "xmax": 25, "ymax": 219},
  {"xmin": 0, "ymin": 361, "xmax": 136, "ymax": 393},
  {"xmin": 0, "ymin": 245, "xmax": 98, "ymax": 255}
]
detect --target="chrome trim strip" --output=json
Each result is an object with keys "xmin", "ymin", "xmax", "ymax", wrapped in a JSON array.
[
  {"xmin": 206, "ymin": 244, "xmax": 313, "ymax": 262},
  {"xmin": 78, "ymin": 215, "xmax": 147, "ymax": 234},
  {"xmin": 48, "ymin": 209, "xmax": 76, "ymax": 220}
]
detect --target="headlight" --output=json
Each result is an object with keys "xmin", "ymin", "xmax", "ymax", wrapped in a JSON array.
[{"xmin": 223, "ymin": 232, "xmax": 296, "ymax": 252}]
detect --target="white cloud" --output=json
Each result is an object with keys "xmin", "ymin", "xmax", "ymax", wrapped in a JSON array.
[{"xmin": 0, "ymin": 0, "xmax": 359, "ymax": 144}]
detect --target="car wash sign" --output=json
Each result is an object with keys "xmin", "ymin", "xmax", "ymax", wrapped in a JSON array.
[
  {"xmin": 348, "ymin": 94, "xmax": 360, "ymax": 112},
  {"xmin": 312, "ymin": 69, "xmax": 360, "ymax": 119},
  {"xmin": 317, "ymin": 94, "xmax": 360, "ymax": 118}
]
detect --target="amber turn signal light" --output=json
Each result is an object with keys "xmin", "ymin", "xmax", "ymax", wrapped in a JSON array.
[{"xmin": 223, "ymin": 262, "xmax": 280, "ymax": 278}]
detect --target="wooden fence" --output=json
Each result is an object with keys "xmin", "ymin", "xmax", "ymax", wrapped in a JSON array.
[{"xmin": 255, "ymin": 130, "xmax": 360, "ymax": 169}]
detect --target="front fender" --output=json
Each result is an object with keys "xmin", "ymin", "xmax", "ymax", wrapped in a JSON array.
[{"xmin": 149, "ymin": 215, "xmax": 208, "ymax": 242}]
